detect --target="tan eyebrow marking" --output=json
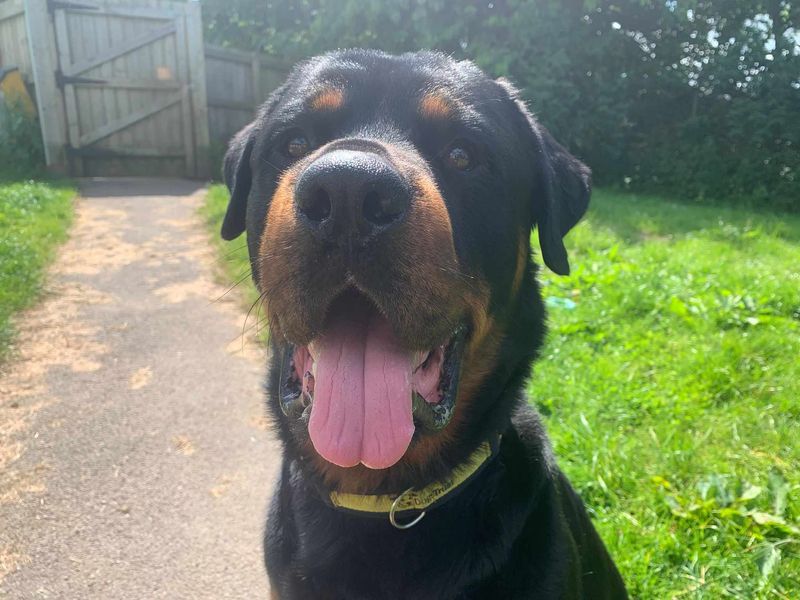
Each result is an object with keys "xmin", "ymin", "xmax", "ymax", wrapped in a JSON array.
[
  {"xmin": 419, "ymin": 91, "xmax": 455, "ymax": 120},
  {"xmin": 309, "ymin": 87, "xmax": 345, "ymax": 112}
]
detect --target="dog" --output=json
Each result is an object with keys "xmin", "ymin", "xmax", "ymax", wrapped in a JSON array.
[{"xmin": 220, "ymin": 50, "xmax": 627, "ymax": 599}]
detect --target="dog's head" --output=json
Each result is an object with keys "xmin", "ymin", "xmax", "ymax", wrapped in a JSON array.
[{"xmin": 222, "ymin": 50, "xmax": 589, "ymax": 491}]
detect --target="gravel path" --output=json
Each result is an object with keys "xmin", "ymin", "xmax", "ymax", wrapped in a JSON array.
[{"xmin": 0, "ymin": 179, "xmax": 277, "ymax": 599}]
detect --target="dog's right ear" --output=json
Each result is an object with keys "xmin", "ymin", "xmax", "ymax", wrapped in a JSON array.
[
  {"xmin": 220, "ymin": 123, "xmax": 256, "ymax": 241},
  {"xmin": 221, "ymin": 80, "xmax": 291, "ymax": 240}
]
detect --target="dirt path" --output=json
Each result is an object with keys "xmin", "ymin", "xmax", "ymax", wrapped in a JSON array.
[{"xmin": 0, "ymin": 179, "xmax": 277, "ymax": 599}]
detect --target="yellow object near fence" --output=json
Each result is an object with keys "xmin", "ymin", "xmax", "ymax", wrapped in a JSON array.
[{"xmin": 0, "ymin": 67, "xmax": 36, "ymax": 116}]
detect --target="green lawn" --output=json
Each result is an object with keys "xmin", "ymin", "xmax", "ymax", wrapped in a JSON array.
[
  {"xmin": 533, "ymin": 190, "xmax": 800, "ymax": 598},
  {"xmin": 0, "ymin": 181, "xmax": 74, "ymax": 361},
  {"xmin": 201, "ymin": 185, "xmax": 800, "ymax": 598},
  {"xmin": 201, "ymin": 184, "xmax": 270, "ymax": 342},
  {"xmin": 201, "ymin": 184, "xmax": 263, "ymax": 307}
]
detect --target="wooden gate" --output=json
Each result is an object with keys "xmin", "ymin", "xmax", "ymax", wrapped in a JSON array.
[
  {"xmin": 204, "ymin": 45, "xmax": 290, "ymax": 146},
  {"xmin": 49, "ymin": 0, "xmax": 209, "ymax": 177}
]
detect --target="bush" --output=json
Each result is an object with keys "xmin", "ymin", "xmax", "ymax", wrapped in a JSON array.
[{"xmin": 0, "ymin": 101, "xmax": 45, "ymax": 181}]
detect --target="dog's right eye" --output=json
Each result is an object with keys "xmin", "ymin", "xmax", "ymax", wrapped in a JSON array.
[{"xmin": 286, "ymin": 134, "xmax": 310, "ymax": 159}]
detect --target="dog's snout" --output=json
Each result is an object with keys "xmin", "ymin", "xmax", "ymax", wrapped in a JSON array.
[{"xmin": 295, "ymin": 149, "xmax": 410, "ymax": 243}]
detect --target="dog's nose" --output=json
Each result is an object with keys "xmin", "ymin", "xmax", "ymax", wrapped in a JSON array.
[{"xmin": 295, "ymin": 149, "xmax": 410, "ymax": 244}]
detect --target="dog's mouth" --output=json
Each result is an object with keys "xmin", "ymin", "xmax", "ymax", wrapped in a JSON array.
[{"xmin": 278, "ymin": 289, "xmax": 466, "ymax": 470}]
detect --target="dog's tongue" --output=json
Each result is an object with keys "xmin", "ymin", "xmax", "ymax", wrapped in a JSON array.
[{"xmin": 308, "ymin": 297, "xmax": 414, "ymax": 469}]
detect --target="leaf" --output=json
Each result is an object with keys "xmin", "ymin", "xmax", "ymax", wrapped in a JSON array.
[
  {"xmin": 749, "ymin": 511, "xmax": 776, "ymax": 525},
  {"xmin": 738, "ymin": 484, "xmax": 762, "ymax": 502},
  {"xmin": 697, "ymin": 478, "xmax": 712, "ymax": 501},
  {"xmin": 546, "ymin": 297, "xmax": 578, "ymax": 310},
  {"xmin": 651, "ymin": 475, "xmax": 672, "ymax": 489},
  {"xmin": 579, "ymin": 413, "xmax": 592, "ymax": 433},
  {"xmin": 755, "ymin": 543, "xmax": 780, "ymax": 589},
  {"xmin": 747, "ymin": 511, "xmax": 800, "ymax": 535},
  {"xmin": 668, "ymin": 296, "xmax": 690, "ymax": 318},
  {"xmin": 768, "ymin": 470, "xmax": 789, "ymax": 516},
  {"xmin": 665, "ymin": 494, "xmax": 684, "ymax": 515}
]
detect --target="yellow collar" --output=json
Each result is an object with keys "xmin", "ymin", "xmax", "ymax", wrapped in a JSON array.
[{"xmin": 328, "ymin": 438, "xmax": 499, "ymax": 516}]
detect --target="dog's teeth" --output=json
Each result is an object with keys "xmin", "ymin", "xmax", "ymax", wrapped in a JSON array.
[{"xmin": 308, "ymin": 342, "xmax": 318, "ymax": 361}]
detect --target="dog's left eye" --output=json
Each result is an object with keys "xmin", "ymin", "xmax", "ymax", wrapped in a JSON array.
[
  {"xmin": 445, "ymin": 143, "xmax": 472, "ymax": 170},
  {"xmin": 286, "ymin": 134, "xmax": 310, "ymax": 159}
]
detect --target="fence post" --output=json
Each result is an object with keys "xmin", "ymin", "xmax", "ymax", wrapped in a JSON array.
[
  {"xmin": 185, "ymin": 0, "xmax": 210, "ymax": 178},
  {"xmin": 23, "ymin": 0, "xmax": 68, "ymax": 172}
]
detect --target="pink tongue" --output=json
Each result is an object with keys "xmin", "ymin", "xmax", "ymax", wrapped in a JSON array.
[{"xmin": 308, "ymin": 298, "xmax": 415, "ymax": 469}]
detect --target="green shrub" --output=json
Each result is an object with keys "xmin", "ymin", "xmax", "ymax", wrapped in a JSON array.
[{"xmin": 0, "ymin": 101, "xmax": 45, "ymax": 181}]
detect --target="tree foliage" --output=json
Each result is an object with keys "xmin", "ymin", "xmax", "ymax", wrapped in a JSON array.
[{"xmin": 203, "ymin": 0, "xmax": 799, "ymax": 210}]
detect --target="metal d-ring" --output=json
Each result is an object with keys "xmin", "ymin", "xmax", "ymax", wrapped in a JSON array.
[{"xmin": 389, "ymin": 487, "xmax": 426, "ymax": 530}]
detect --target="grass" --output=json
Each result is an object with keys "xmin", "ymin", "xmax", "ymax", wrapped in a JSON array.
[
  {"xmin": 200, "ymin": 185, "xmax": 268, "ymax": 340},
  {"xmin": 201, "ymin": 184, "xmax": 800, "ymax": 598},
  {"xmin": 0, "ymin": 181, "xmax": 75, "ymax": 362},
  {"xmin": 200, "ymin": 184, "xmax": 253, "ymax": 306},
  {"xmin": 201, "ymin": 184, "xmax": 261, "ymax": 306},
  {"xmin": 531, "ymin": 190, "xmax": 800, "ymax": 598}
]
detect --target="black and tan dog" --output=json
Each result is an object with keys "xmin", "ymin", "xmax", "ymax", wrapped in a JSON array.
[{"xmin": 220, "ymin": 50, "xmax": 627, "ymax": 599}]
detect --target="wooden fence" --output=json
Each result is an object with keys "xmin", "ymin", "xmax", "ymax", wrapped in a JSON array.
[
  {"xmin": 0, "ymin": 0, "xmax": 290, "ymax": 177},
  {"xmin": 204, "ymin": 45, "xmax": 289, "ymax": 145},
  {"xmin": 0, "ymin": 1, "xmax": 30, "ymax": 76}
]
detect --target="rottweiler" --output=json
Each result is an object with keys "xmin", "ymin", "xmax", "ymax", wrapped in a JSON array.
[{"xmin": 220, "ymin": 50, "xmax": 627, "ymax": 599}]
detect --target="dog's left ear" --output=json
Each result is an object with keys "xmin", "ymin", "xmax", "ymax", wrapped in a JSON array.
[
  {"xmin": 531, "ymin": 125, "xmax": 591, "ymax": 275},
  {"xmin": 220, "ymin": 122, "xmax": 256, "ymax": 241},
  {"xmin": 497, "ymin": 78, "xmax": 590, "ymax": 275}
]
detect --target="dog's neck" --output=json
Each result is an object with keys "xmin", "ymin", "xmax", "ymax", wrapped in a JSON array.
[
  {"xmin": 321, "ymin": 436, "xmax": 501, "ymax": 526},
  {"xmin": 275, "ymin": 416, "xmax": 555, "ymax": 599}
]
